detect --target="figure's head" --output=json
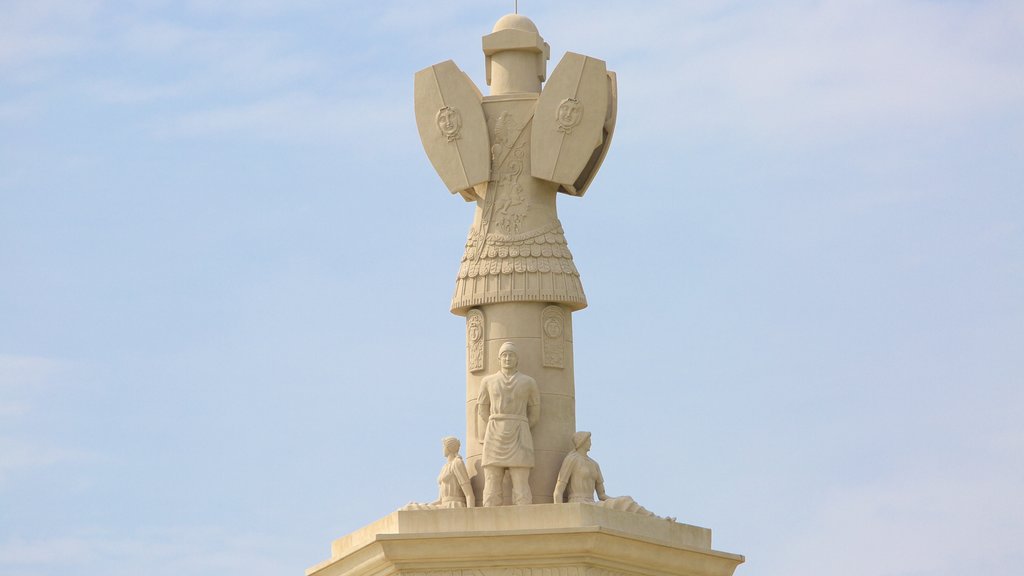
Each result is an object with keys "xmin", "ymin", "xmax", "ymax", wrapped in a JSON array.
[
  {"xmin": 498, "ymin": 341, "xmax": 519, "ymax": 371},
  {"xmin": 482, "ymin": 13, "xmax": 550, "ymax": 94},
  {"xmin": 442, "ymin": 436, "xmax": 461, "ymax": 457},
  {"xmin": 572, "ymin": 431, "xmax": 592, "ymax": 452}
]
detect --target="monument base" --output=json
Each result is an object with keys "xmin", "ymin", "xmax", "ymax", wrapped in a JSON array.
[{"xmin": 307, "ymin": 504, "xmax": 744, "ymax": 576}]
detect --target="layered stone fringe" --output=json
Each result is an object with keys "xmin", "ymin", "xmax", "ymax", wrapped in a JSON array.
[{"xmin": 451, "ymin": 219, "xmax": 587, "ymax": 314}]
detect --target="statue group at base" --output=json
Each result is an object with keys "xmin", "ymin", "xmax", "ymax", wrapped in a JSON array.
[
  {"xmin": 406, "ymin": 424, "xmax": 670, "ymax": 520},
  {"xmin": 407, "ymin": 340, "xmax": 664, "ymax": 517}
]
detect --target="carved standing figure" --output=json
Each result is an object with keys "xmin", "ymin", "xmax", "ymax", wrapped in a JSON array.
[
  {"xmin": 402, "ymin": 436, "xmax": 475, "ymax": 510},
  {"xmin": 553, "ymin": 432, "xmax": 669, "ymax": 519},
  {"xmin": 477, "ymin": 342, "xmax": 540, "ymax": 506},
  {"xmin": 415, "ymin": 13, "xmax": 617, "ymax": 504}
]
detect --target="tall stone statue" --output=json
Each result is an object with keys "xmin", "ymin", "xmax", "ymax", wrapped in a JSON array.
[
  {"xmin": 309, "ymin": 12, "xmax": 745, "ymax": 576},
  {"xmin": 476, "ymin": 342, "xmax": 540, "ymax": 506},
  {"xmin": 414, "ymin": 13, "xmax": 617, "ymax": 504}
]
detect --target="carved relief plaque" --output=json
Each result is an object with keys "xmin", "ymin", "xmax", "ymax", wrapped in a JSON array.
[
  {"xmin": 489, "ymin": 111, "xmax": 531, "ymax": 234},
  {"xmin": 467, "ymin": 308, "xmax": 486, "ymax": 372},
  {"xmin": 542, "ymin": 305, "xmax": 565, "ymax": 368}
]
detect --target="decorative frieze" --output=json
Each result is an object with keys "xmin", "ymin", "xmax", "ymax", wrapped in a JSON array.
[{"xmin": 403, "ymin": 567, "xmax": 626, "ymax": 576}]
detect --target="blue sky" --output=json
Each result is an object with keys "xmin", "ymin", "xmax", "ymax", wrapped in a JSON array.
[{"xmin": 1, "ymin": 1, "xmax": 1022, "ymax": 575}]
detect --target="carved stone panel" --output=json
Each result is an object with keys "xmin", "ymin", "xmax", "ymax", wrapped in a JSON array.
[
  {"xmin": 467, "ymin": 309, "xmax": 486, "ymax": 373},
  {"xmin": 488, "ymin": 110, "xmax": 531, "ymax": 235},
  {"xmin": 414, "ymin": 60, "xmax": 490, "ymax": 198},
  {"xmin": 531, "ymin": 52, "xmax": 609, "ymax": 195},
  {"xmin": 542, "ymin": 305, "xmax": 565, "ymax": 369}
]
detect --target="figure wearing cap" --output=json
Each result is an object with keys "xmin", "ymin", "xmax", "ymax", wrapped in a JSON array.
[
  {"xmin": 414, "ymin": 13, "xmax": 617, "ymax": 504},
  {"xmin": 476, "ymin": 342, "xmax": 540, "ymax": 506}
]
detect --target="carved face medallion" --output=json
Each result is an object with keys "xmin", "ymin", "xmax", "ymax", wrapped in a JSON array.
[
  {"xmin": 556, "ymin": 98, "xmax": 583, "ymax": 134},
  {"xmin": 436, "ymin": 106, "xmax": 462, "ymax": 142},
  {"xmin": 544, "ymin": 317, "xmax": 562, "ymax": 338}
]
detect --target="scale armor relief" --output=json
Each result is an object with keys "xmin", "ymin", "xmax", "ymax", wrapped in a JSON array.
[{"xmin": 451, "ymin": 220, "xmax": 586, "ymax": 314}]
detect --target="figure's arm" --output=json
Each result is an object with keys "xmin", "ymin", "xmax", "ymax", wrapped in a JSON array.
[
  {"xmin": 476, "ymin": 384, "xmax": 490, "ymax": 443},
  {"xmin": 527, "ymin": 380, "xmax": 540, "ymax": 428},
  {"xmin": 594, "ymin": 461, "xmax": 608, "ymax": 501},
  {"xmin": 454, "ymin": 459, "xmax": 475, "ymax": 508},
  {"xmin": 552, "ymin": 453, "xmax": 575, "ymax": 504},
  {"xmin": 476, "ymin": 405, "xmax": 489, "ymax": 443}
]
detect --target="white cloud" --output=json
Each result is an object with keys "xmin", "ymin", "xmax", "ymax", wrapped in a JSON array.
[
  {"xmin": 82, "ymin": 79, "xmax": 191, "ymax": 105},
  {"xmin": 773, "ymin": 435, "xmax": 1024, "ymax": 576},
  {"xmin": 543, "ymin": 0, "xmax": 1024, "ymax": 143},
  {"xmin": 0, "ymin": 98, "xmax": 41, "ymax": 123},
  {"xmin": 0, "ymin": 528, "xmax": 297, "ymax": 576},
  {"xmin": 147, "ymin": 91, "xmax": 406, "ymax": 146},
  {"xmin": 0, "ymin": 354, "xmax": 64, "ymax": 389},
  {"xmin": 0, "ymin": 403, "xmax": 29, "ymax": 417},
  {"xmin": 0, "ymin": 356, "xmax": 89, "ymax": 483},
  {"xmin": 0, "ymin": 0, "xmax": 101, "ymax": 82},
  {"xmin": 0, "ymin": 437, "xmax": 91, "ymax": 483},
  {"xmin": 109, "ymin": 18, "xmax": 324, "ymax": 92},
  {"xmin": 181, "ymin": 0, "xmax": 326, "ymax": 19}
]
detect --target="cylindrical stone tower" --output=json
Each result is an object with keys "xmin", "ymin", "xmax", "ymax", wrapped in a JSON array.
[{"xmin": 452, "ymin": 14, "xmax": 582, "ymax": 504}]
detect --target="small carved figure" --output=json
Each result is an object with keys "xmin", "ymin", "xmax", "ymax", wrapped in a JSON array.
[
  {"xmin": 553, "ymin": 432, "xmax": 672, "ymax": 520},
  {"xmin": 402, "ymin": 436, "xmax": 475, "ymax": 509},
  {"xmin": 477, "ymin": 342, "xmax": 540, "ymax": 506}
]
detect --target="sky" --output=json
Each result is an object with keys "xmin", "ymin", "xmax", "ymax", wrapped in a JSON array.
[{"xmin": 1, "ymin": 1, "xmax": 1022, "ymax": 575}]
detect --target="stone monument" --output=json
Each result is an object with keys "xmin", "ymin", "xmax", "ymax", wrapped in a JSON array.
[
  {"xmin": 414, "ymin": 12, "xmax": 614, "ymax": 505},
  {"xmin": 307, "ymin": 12, "xmax": 744, "ymax": 576}
]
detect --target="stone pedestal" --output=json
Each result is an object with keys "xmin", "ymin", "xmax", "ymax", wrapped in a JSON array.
[{"xmin": 307, "ymin": 505, "xmax": 744, "ymax": 576}]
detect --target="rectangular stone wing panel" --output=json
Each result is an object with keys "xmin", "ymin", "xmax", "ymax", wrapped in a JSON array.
[
  {"xmin": 414, "ymin": 61, "xmax": 491, "ymax": 198},
  {"xmin": 531, "ymin": 52, "xmax": 609, "ymax": 194}
]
